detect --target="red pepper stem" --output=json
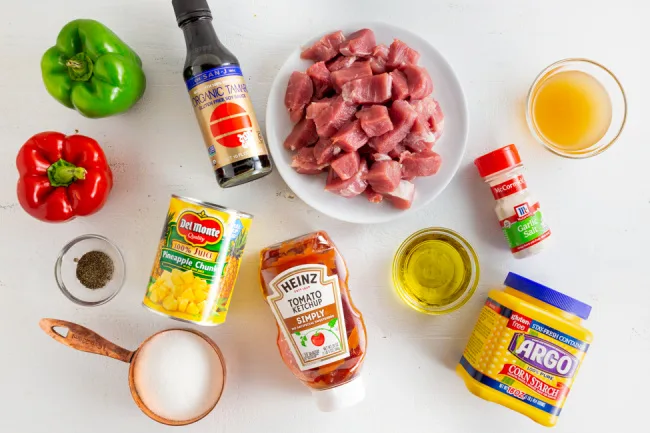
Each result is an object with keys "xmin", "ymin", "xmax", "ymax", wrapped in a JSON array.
[{"xmin": 47, "ymin": 159, "xmax": 87, "ymax": 187}]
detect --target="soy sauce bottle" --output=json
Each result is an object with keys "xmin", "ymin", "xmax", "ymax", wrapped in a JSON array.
[{"xmin": 173, "ymin": 0, "xmax": 272, "ymax": 187}]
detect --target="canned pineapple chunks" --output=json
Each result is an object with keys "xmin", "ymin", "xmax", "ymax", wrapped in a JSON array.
[{"xmin": 143, "ymin": 195, "xmax": 252, "ymax": 326}]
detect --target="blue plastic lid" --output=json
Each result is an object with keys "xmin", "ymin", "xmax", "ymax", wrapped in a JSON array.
[{"xmin": 504, "ymin": 273, "xmax": 592, "ymax": 320}]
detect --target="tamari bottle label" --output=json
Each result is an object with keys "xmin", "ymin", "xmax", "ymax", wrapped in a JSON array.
[
  {"xmin": 186, "ymin": 65, "xmax": 267, "ymax": 170},
  {"xmin": 267, "ymin": 264, "xmax": 350, "ymax": 371}
]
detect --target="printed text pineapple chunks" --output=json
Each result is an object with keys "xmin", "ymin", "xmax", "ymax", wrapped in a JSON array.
[{"xmin": 148, "ymin": 269, "xmax": 211, "ymax": 316}]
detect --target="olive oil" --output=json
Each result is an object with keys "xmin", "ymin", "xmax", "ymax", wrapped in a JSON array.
[{"xmin": 392, "ymin": 228, "xmax": 479, "ymax": 314}]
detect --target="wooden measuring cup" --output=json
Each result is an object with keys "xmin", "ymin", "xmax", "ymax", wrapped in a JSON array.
[{"xmin": 39, "ymin": 318, "xmax": 226, "ymax": 426}]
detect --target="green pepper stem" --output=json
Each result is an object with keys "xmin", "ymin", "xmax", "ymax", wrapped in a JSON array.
[
  {"xmin": 47, "ymin": 159, "xmax": 87, "ymax": 187},
  {"xmin": 66, "ymin": 53, "xmax": 94, "ymax": 82},
  {"xmin": 65, "ymin": 60, "xmax": 84, "ymax": 69}
]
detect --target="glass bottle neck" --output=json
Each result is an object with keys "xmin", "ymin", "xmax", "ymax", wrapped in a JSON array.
[{"xmin": 181, "ymin": 17, "xmax": 220, "ymax": 50}]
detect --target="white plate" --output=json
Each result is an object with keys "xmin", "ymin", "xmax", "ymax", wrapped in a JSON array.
[{"xmin": 266, "ymin": 22, "xmax": 469, "ymax": 224}]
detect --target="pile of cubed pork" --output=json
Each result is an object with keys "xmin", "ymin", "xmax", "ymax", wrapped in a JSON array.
[{"xmin": 284, "ymin": 29, "xmax": 444, "ymax": 210}]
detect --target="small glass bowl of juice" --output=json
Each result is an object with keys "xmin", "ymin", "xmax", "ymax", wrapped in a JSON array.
[
  {"xmin": 526, "ymin": 58, "xmax": 626, "ymax": 158},
  {"xmin": 392, "ymin": 228, "xmax": 479, "ymax": 315}
]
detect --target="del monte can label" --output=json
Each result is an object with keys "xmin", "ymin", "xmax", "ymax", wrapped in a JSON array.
[{"xmin": 143, "ymin": 195, "xmax": 252, "ymax": 326}]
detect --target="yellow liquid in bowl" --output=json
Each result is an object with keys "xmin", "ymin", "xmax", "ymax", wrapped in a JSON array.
[
  {"xmin": 396, "ymin": 239, "xmax": 471, "ymax": 309},
  {"xmin": 532, "ymin": 70, "xmax": 612, "ymax": 152}
]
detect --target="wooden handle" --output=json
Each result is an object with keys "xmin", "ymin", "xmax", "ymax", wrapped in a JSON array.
[{"xmin": 39, "ymin": 318, "xmax": 134, "ymax": 364}]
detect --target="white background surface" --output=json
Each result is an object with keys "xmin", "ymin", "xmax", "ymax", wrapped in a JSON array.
[{"xmin": 0, "ymin": 1, "xmax": 647, "ymax": 432}]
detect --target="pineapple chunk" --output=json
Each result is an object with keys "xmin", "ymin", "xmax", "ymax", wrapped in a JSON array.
[
  {"xmin": 194, "ymin": 289, "xmax": 208, "ymax": 302},
  {"xmin": 162, "ymin": 295, "xmax": 178, "ymax": 311},
  {"xmin": 186, "ymin": 302, "xmax": 200, "ymax": 315},
  {"xmin": 181, "ymin": 270, "xmax": 195, "ymax": 284},
  {"xmin": 197, "ymin": 300, "xmax": 206, "ymax": 313},
  {"xmin": 180, "ymin": 288, "xmax": 195, "ymax": 301},
  {"xmin": 195, "ymin": 278, "xmax": 209, "ymax": 291},
  {"xmin": 171, "ymin": 269, "xmax": 184, "ymax": 285},
  {"xmin": 178, "ymin": 298, "xmax": 189, "ymax": 313},
  {"xmin": 173, "ymin": 284, "xmax": 186, "ymax": 297},
  {"xmin": 159, "ymin": 270, "xmax": 173, "ymax": 286},
  {"xmin": 149, "ymin": 290, "xmax": 161, "ymax": 304}
]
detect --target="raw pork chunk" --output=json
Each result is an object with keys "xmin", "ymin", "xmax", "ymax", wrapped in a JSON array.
[
  {"xmin": 325, "ymin": 160, "xmax": 368, "ymax": 198},
  {"xmin": 327, "ymin": 55, "xmax": 357, "ymax": 72},
  {"xmin": 366, "ymin": 160, "xmax": 402, "ymax": 193},
  {"xmin": 313, "ymin": 96, "xmax": 358, "ymax": 138},
  {"xmin": 307, "ymin": 62, "xmax": 332, "ymax": 99},
  {"xmin": 291, "ymin": 147, "xmax": 326, "ymax": 174},
  {"xmin": 306, "ymin": 98, "xmax": 333, "ymax": 120},
  {"xmin": 285, "ymin": 71, "xmax": 313, "ymax": 123},
  {"xmin": 331, "ymin": 151, "xmax": 361, "ymax": 180},
  {"xmin": 356, "ymin": 105, "xmax": 393, "ymax": 137},
  {"xmin": 403, "ymin": 117, "xmax": 436, "ymax": 152},
  {"xmin": 341, "ymin": 73, "xmax": 392, "ymax": 105},
  {"xmin": 401, "ymin": 151, "xmax": 442, "ymax": 178},
  {"xmin": 284, "ymin": 118, "xmax": 318, "ymax": 151},
  {"xmin": 385, "ymin": 180, "xmax": 416, "ymax": 209},
  {"xmin": 386, "ymin": 39, "xmax": 420, "ymax": 69},
  {"xmin": 365, "ymin": 187, "xmax": 384, "ymax": 203},
  {"xmin": 410, "ymin": 97, "xmax": 445, "ymax": 138},
  {"xmin": 389, "ymin": 69, "xmax": 409, "ymax": 100},
  {"xmin": 369, "ymin": 44, "xmax": 389, "ymax": 74},
  {"xmin": 402, "ymin": 64, "xmax": 433, "ymax": 100},
  {"xmin": 313, "ymin": 138, "xmax": 341, "ymax": 165},
  {"xmin": 339, "ymin": 29, "xmax": 377, "ymax": 57},
  {"xmin": 370, "ymin": 100, "xmax": 417, "ymax": 153},
  {"xmin": 331, "ymin": 120, "xmax": 369, "ymax": 152},
  {"xmin": 301, "ymin": 31, "xmax": 346, "ymax": 62},
  {"xmin": 331, "ymin": 61, "xmax": 373, "ymax": 91}
]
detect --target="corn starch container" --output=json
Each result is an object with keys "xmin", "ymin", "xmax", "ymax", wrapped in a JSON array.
[
  {"xmin": 143, "ymin": 195, "xmax": 252, "ymax": 325},
  {"xmin": 457, "ymin": 273, "xmax": 592, "ymax": 427}
]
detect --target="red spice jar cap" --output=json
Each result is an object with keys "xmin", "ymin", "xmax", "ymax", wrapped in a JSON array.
[{"xmin": 474, "ymin": 144, "xmax": 522, "ymax": 178}]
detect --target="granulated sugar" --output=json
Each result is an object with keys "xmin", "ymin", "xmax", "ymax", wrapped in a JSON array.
[{"xmin": 133, "ymin": 330, "xmax": 224, "ymax": 422}]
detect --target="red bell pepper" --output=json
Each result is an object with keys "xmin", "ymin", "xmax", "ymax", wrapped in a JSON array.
[{"xmin": 16, "ymin": 132, "xmax": 113, "ymax": 222}]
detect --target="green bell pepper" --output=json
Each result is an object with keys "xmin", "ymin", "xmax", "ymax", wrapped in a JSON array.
[{"xmin": 41, "ymin": 19, "xmax": 146, "ymax": 118}]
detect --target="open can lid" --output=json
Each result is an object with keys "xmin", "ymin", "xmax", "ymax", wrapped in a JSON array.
[
  {"xmin": 311, "ymin": 376, "xmax": 365, "ymax": 412},
  {"xmin": 505, "ymin": 272, "xmax": 592, "ymax": 320}
]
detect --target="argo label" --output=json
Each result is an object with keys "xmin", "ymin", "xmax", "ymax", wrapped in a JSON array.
[
  {"xmin": 143, "ymin": 195, "xmax": 252, "ymax": 326},
  {"xmin": 266, "ymin": 264, "xmax": 350, "ymax": 371},
  {"xmin": 459, "ymin": 298, "xmax": 589, "ymax": 418},
  {"xmin": 186, "ymin": 65, "xmax": 267, "ymax": 170}
]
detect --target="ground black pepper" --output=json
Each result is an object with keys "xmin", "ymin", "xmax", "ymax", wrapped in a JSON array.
[{"xmin": 75, "ymin": 250, "xmax": 114, "ymax": 289}]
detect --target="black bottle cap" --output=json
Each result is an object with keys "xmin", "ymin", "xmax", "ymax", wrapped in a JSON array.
[{"xmin": 172, "ymin": 0, "xmax": 212, "ymax": 25}]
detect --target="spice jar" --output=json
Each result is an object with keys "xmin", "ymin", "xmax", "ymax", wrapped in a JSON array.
[{"xmin": 474, "ymin": 144, "xmax": 551, "ymax": 258}]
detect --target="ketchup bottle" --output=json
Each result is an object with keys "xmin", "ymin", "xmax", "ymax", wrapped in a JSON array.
[{"xmin": 259, "ymin": 231, "xmax": 367, "ymax": 411}]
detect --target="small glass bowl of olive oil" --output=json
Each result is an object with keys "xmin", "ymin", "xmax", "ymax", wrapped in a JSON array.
[
  {"xmin": 526, "ymin": 58, "xmax": 627, "ymax": 158},
  {"xmin": 392, "ymin": 228, "xmax": 479, "ymax": 315}
]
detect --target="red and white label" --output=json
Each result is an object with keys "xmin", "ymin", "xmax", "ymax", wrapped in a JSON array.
[
  {"xmin": 499, "ymin": 364, "xmax": 568, "ymax": 401},
  {"xmin": 507, "ymin": 312, "xmax": 532, "ymax": 332},
  {"xmin": 491, "ymin": 175, "xmax": 527, "ymax": 200}
]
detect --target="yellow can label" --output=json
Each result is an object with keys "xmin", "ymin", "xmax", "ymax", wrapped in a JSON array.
[
  {"xmin": 186, "ymin": 65, "xmax": 268, "ymax": 170},
  {"xmin": 459, "ymin": 298, "xmax": 589, "ymax": 418},
  {"xmin": 143, "ymin": 196, "xmax": 252, "ymax": 325}
]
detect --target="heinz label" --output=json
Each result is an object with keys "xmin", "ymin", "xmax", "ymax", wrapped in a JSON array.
[
  {"xmin": 459, "ymin": 298, "xmax": 589, "ymax": 417},
  {"xmin": 186, "ymin": 65, "xmax": 267, "ymax": 170},
  {"xmin": 266, "ymin": 264, "xmax": 349, "ymax": 371}
]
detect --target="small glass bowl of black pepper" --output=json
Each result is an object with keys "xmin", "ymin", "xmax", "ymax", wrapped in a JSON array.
[{"xmin": 55, "ymin": 234, "xmax": 125, "ymax": 306}]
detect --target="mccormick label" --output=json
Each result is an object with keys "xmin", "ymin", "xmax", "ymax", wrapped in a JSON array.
[
  {"xmin": 500, "ymin": 202, "xmax": 551, "ymax": 253},
  {"xmin": 459, "ymin": 298, "xmax": 590, "ymax": 418},
  {"xmin": 143, "ymin": 196, "xmax": 252, "ymax": 326},
  {"xmin": 491, "ymin": 175, "xmax": 527, "ymax": 199},
  {"xmin": 267, "ymin": 264, "xmax": 349, "ymax": 371},
  {"xmin": 186, "ymin": 65, "xmax": 268, "ymax": 170}
]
